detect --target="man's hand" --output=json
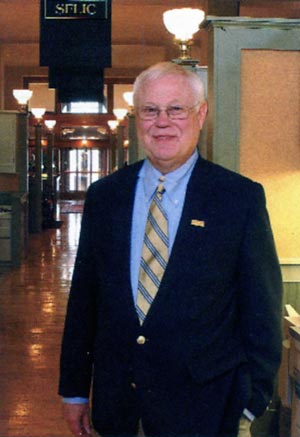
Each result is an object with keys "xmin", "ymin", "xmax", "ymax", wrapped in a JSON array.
[
  {"xmin": 62, "ymin": 403, "xmax": 92, "ymax": 436},
  {"xmin": 238, "ymin": 416, "xmax": 252, "ymax": 437}
]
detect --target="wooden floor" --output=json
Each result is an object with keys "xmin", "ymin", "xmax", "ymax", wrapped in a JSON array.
[{"xmin": 0, "ymin": 207, "xmax": 83, "ymax": 437}]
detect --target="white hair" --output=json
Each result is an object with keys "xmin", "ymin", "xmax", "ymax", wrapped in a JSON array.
[{"xmin": 133, "ymin": 62, "xmax": 205, "ymax": 107}]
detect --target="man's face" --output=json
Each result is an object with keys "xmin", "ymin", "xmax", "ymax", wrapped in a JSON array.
[{"xmin": 135, "ymin": 74, "xmax": 207, "ymax": 173}]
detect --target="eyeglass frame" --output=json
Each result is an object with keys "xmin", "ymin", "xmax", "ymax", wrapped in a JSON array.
[{"xmin": 135, "ymin": 102, "xmax": 202, "ymax": 121}]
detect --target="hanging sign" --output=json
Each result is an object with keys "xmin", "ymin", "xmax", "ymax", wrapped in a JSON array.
[
  {"xmin": 40, "ymin": 0, "xmax": 111, "ymax": 67},
  {"xmin": 44, "ymin": 0, "xmax": 108, "ymax": 20},
  {"xmin": 40, "ymin": 0, "xmax": 111, "ymax": 101}
]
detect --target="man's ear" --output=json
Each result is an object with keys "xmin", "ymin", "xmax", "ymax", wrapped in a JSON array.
[{"xmin": 198, "ymin": 101, "xmax": 208, "ymax": 129}]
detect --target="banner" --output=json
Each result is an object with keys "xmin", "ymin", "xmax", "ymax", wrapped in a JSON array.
[{"xmin": 40, "ymin": 0, "xmax": 111, "ymax": 101}]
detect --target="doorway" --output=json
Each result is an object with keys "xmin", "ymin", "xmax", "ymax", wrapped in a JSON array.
[{"xmin": 59, "ymin": 148, "xmax": 109, "ymax": 199}]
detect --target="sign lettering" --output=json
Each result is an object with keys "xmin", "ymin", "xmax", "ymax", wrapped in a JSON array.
[{"xmin": 44, "ymin": 0, "xmax": 108, "ymax": 19}]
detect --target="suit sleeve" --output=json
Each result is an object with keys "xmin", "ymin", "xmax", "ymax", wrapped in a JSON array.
[
  {"xmin": 237, "ymin": 183, "xmax": 283, "ymax": 417},
  {"xmin": 58, "ymin": 185, "xmax": 98, "ymax": 398}
]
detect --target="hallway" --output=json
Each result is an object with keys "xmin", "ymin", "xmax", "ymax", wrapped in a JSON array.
[{"xmin": 0, "ymin": 208, "xmax": 83, "ymax": 436}]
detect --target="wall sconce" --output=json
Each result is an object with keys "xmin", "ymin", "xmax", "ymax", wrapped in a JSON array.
[
  {"xmin": 31, "ymin": 107, "xmax": 46, "ymax": 125},
  {"xmin": 163, "ymin": 8, "xmax": 205, "ymax": 65},
  {"xmin": 12, "ymin": 89, "xmax": 33, "ymax": 112},
  {"xmin": 123, "ymin": 92, "xmax": 134, "ymax": 113},
  {"xmin": 113, "ymin": 108, "xmax": 127, "ymax": 122}
]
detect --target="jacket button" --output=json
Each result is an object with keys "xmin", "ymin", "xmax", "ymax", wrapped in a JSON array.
[
  {"xmin": 136, "ymin": 335, "xmax": 146, "ymax": 345},
  {"xmin": 131, "ymin": 382, "xmax": 137, "ymax": 389}
]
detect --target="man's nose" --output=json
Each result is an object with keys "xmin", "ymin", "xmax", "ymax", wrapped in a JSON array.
[{"xmin": 155, "ymin": 109, "xmax": 170, "ymax": 124}]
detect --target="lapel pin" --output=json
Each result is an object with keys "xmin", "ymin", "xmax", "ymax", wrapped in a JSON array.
[{"xmin": 191, "ymin": 219, "xmax": 205, "ymax": 228}]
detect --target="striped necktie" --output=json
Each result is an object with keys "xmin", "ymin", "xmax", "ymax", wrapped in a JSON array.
[{"xmin": 136, "ymin": 176, "xmax": 169, "ymax": 324}]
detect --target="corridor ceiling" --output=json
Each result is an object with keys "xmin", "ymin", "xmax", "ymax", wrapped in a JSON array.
[
  {"xmin": 0, "ymin": 0, "xmax": 205, "ymax": 47},
  {"xmin": 0, "ymin": 0, "xmax": 299, "ymax": 47}
]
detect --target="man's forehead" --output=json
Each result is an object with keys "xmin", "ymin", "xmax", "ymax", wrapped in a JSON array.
[{"xmin": 139, "ymin": 76, "xmax": 193, "ymax": 101}]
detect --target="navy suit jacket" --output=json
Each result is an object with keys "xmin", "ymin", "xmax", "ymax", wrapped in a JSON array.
[{"xmin": 59, "ymin": 156, "xmax": 282, "ymax": 435}]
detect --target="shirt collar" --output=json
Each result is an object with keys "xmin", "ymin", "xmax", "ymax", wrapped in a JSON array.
[{"xmin": 140, "ymin": 149, "xmax": 199, "ymax": 202}]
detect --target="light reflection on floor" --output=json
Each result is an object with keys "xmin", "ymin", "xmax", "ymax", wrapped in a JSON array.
[{"xmin": 0, "ymin": 206, "xmax": 83, "ymax": 436}]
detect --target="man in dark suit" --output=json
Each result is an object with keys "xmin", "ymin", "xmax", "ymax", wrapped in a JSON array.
[{"xmin": 59, "ymin": 62, "xmax": 282, "ymax": 437}]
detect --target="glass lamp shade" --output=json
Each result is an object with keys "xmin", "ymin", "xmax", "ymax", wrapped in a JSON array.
[
  {"xmin": 113, "ymin": 108, "xmax": 128, "ymax": 121},
  {"xmin": 107, "ymin": 120, "xmax": 119, "ymax": 131},
  {"xmin": 123, "ymin": 91, "xmax": 134, "ymax": 108},
  {"xmin": 45, "ymin": 120, "xmax": 56, "ymax": 130},
  {"xmin": 13, "ymin": 89, "xmax": 33, "ymax": 105},
  {"xmin": 163, "ymin": 8, "xmax": 205, "ymax": 41},
  {"xmin": 31, "ymin": 107, "xmax": 46, "ymax": 120}
]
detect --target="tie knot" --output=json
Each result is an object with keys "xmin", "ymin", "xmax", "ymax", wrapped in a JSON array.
[{"xmin": 156, "ymin": 176, "xmax": 165, "ymax": 199}]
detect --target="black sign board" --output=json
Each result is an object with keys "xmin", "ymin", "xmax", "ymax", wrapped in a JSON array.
[
  {"xmin": 40, "ymin": 0, "xmax": 111, "ymax": 67},
  {"xmin": 40, "ymin": 0, "xmax": 111, "ymax": 101}
]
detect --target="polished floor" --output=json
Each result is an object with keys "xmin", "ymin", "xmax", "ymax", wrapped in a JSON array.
[{"xmin": 0, "ymin": 207, "xmax": 84, "ymax": 436}]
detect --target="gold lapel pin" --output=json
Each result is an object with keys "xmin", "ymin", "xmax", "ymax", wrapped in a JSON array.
[{"xmin": 191, "ymin": 219, "xmax": 205, "ymax": 228}]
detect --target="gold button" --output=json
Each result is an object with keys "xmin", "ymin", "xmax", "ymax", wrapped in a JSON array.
[{"xmin": 137, "ymin": 335, "xmax": 146, "ymax": 345}]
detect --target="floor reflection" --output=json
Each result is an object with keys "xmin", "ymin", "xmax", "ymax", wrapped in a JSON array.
[{"xmin": 0, "ymin": 206, "xmax": 82, "ymax": 436}]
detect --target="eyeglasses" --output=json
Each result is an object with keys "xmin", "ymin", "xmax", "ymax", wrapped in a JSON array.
[{"xmin": 136, "ymin": 102, "xmax": 200, "ymax": 121}]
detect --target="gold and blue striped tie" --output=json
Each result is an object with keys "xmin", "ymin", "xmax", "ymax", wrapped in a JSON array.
[{"xmin": 136, "ymin": 176, "xmax": 169, "ymax": 324}]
